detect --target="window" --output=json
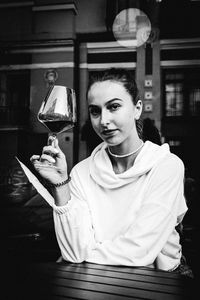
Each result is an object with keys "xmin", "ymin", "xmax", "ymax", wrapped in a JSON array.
[
  {"xmin": 189, "ymin": 87, "xmax": 200, "ymax": 116},
  {"xmin": 163, "ymin": 69, "xmax": 200, "ymax": 117},
  {"xmin": 165, "ymin": 82, "xmax": 184, "ymax": 116}
]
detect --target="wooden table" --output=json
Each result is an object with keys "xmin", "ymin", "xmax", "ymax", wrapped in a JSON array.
[{"xmin": 3, "ymin": 260, "xmax": 196, "ymax": 300}]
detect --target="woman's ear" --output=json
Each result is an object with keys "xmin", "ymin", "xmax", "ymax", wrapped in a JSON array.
[{"xmin": 135, "ymin": 100, "xmax": 143, "ymax": 120}]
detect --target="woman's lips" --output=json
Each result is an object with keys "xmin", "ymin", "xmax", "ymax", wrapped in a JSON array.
[{"xmin": 101, "ymin": 129, "xmax": 117, "ymax": 136}]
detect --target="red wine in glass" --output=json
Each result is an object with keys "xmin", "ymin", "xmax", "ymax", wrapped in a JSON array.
[{"xmin": 38, "ymin": 85, "xmax": 76, "ymax": 146}]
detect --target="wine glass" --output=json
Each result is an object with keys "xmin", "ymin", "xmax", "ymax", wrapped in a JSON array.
[{"xmin": 37, "ymin": 85, "xmax": 76, "ymax": 147}]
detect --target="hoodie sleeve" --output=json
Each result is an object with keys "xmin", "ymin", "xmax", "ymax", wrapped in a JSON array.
[
  {"xmin": 53, "ymin": 165, "xmax": 97, "ymax": 263},
  {"xmin": 86, "ymin": 154, "xmax": 187, "ymax": 267}
]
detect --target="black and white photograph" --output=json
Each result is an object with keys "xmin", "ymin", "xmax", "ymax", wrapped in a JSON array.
[{"xmin": 0, "ymin": 0, "xmax": 199, "ymax": 299}]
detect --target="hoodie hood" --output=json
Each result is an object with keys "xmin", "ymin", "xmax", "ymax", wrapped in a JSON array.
[{"xmin": 89, "ymin": 141, "xmax": 170, "ymax": 189}]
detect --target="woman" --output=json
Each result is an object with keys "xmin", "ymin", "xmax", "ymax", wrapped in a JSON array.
[{"xmin": 30, "ymin": 68, "xmax": 189, "ymax": 274}]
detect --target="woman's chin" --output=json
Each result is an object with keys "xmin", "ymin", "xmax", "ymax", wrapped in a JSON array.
[
  {"xmin": 99, "ymin": 131, "xmax": 123, "ymax": 146},
  {"xmin": 104, "ymin": 139, "xmax": 121, "ymax": 147}
]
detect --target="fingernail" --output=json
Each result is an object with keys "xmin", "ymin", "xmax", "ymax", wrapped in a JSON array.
[{"xmin": 50, "ymin": 157, "xmax": 56, "ymax": 163}]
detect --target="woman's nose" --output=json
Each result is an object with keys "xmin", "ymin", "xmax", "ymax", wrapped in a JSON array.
[{"xmin": 100, "ymin": 110, "xmax": 110, "ymax": 126}]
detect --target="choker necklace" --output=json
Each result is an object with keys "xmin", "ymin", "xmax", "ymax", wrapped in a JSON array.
[{"xmin": 108, "ymin": 141, "xmax": 144, "ymax": 158}]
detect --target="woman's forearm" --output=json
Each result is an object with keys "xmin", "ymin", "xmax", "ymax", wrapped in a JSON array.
[{"xmin": 51, "ymin": 183, "xmax": 71, "ymax": 206}]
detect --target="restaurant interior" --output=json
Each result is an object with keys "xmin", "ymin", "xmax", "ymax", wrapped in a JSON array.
[{"xmin": 0, "ymin": 0, "xmax": 200, "ymax": 281}]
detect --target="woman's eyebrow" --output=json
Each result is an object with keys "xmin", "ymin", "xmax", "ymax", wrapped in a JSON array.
[
  {"xmin": 88, "ymin": 98, "xmax": 122, "ymax": 108},
  {"xmin": 88, "ymin": 104, "xmax": 99, "ymax": 109},
  {"xmin": 106, "ymin": 98, "xmax": 123, "ymax": 104}
]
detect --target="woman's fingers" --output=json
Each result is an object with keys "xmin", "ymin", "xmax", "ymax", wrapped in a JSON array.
[
  {"xmin": 53, "ymin": 139, "xmax": 66, "ymax": 159},
  {"xmin": 30, "ymin": 139, "xmax": 66, "ymax": 175},
  {"xmin": 40, "ymin": 153, "xmax": 56, "ymax": 164},
  {"xmin": 43, "ymin": 140, "xmax": 65, "ymax": 160},
  {"xmin": 30, "ymin": 153, "xmax": 56, "ymax": 165},
  {"xmin": 30, "ymin": 155, "xmax": 40, "ymax": 163},
  {"xmin": 42, "ymin": 145, "xmax": 59, "ymax": 156}
]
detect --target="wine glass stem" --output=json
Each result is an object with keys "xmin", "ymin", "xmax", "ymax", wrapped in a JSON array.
[{"xmin": 48, "ymin": 133, "xmax": 57, "ymax": 147}]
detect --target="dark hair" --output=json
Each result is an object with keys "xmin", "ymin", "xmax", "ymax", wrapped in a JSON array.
[
  {"xmin": 87, "ymin": 68, "xmax": 143, "ymax": 139},
  {"xmin": 142, "ymin": 118, "xmax": 161, "ymax": 145}
]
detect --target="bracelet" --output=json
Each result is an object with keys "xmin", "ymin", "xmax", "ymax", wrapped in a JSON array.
[{"xmin": 44, "ymin": 176, "xmax": 71, "ymax": 188}]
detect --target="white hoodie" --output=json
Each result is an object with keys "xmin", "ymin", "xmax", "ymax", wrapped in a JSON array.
[{"xmin": 53, "ymin": 141, "xmax": 188, "ymax": 270}]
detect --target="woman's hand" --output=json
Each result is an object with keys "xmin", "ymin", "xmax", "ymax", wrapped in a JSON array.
[{"xmin": 30, "ymin": 138, "xmax": 68, "ymax": 185}]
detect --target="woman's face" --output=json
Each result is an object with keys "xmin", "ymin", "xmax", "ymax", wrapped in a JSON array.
[{"xmin": 87, "ymin": 80, "xmax": 142, "ymax": 147}]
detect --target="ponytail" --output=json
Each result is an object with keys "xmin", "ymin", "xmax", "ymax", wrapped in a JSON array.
[{"xmin": 136, "ymin": 118, "xmax": 143, "ymax": 140}]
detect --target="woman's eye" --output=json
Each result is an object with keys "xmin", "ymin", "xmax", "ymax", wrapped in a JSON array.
[
  {"xmin": 108, "ymin": 103, "xmax": 121, "ymax": 111},
  {"xmin": 89, "ymin": 107, "xmax": 100, "ymax": 117}
]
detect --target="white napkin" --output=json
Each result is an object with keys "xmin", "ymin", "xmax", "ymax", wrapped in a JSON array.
[{"xmin": 16, "ymin": 157, "xmax": 54, "ymax": 207}]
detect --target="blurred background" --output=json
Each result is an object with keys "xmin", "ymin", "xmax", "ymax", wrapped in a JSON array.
[{"xmin": 0, "ymin": 0, "xmax": 199, "ymax": 275}]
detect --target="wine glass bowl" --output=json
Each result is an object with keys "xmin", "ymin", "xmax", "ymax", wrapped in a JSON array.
[{"xmin": 38, "ymin": 85, "xmax": 76, "ymax": 145}]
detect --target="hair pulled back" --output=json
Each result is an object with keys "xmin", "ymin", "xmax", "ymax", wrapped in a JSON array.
[{"xmin": 87, "ymin": 68, "xmax": 143, "ymax": 139}]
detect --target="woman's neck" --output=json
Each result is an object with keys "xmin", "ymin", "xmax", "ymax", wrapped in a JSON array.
[
  {"xmin": 108, "ymin": 139, "xmax": 144, "ymax": 174},
  {"xmin": 111, "ymin": 156, "xmax": 137, "ymax": 174}
]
